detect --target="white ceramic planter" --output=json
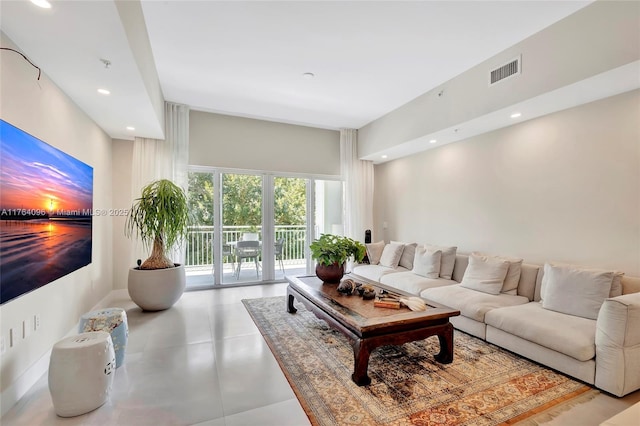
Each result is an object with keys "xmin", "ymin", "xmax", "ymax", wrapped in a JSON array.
[{"xmin": 128, "ymin": 264, "xmax": 186, "ymax": 311}]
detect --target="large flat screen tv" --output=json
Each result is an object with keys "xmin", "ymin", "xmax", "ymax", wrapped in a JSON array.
[{"xmin": 0, "ymin": 119, "xmax": 93, "ymax": 305}]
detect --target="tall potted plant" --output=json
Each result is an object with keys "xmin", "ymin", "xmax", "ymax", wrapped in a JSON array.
[
  {"xmin": 125, "ymin": 179, "xmax": 189, "ymax": 311},
  {"xmin": 309, "ymin": 234, "xmax": 366, "ymax": 283}
]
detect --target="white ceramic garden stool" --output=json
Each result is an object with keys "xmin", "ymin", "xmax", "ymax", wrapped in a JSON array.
[
  {"xmin": 78, "ymin": 308, "xmax": 128, "ymax": 367},
  {"xmin": 48, "ymin": 331, "xmax": 116, "ymax": 417}
]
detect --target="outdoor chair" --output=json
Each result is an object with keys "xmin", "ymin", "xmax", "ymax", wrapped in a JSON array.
[
  {"xmin": 222, "ymin": 243, "xmax": 235, "ymax": 272},
  {"xmin": 241, "ymin": 232, "xmax": 259, "ymax": 241},
  {"xmin": 235, "ymin": 240, "xmax": 261, "ymax": 278},
  {"xmin": 275, "ymin": 238, "xmax": 285, "ymax": 273}
]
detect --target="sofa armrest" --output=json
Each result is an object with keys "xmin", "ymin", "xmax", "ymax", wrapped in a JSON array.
[{"xmin": 595, "ymin": 292, "xmax": 640, "ymax": 396}]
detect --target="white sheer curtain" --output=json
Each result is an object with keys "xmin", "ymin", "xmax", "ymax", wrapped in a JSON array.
[
  {"xmin": 130, "ymin": 102, "xmax": 189, "ymax": 265},
  {"xmin": 340, "ymin": 129, "xmax": 374, "ymax": 243}
]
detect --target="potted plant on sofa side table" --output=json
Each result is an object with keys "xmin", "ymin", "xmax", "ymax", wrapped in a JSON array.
[{"xmin": 309, "ymin": 234, "xmax": 366, "ymax": 283}]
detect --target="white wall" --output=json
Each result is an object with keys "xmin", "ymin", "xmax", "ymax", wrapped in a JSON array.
[
  {"xmin": 373, "ymin": 90, "xmax": 640, "ymax": 276},
  {"xmin": 358, "ymin": 0, "xmax": 640, "ymax": 158},
  {"xmin": 111, "ymin": 139, "xmax": 134, "ymax": 290},
  {"xmin": 0, "ymin": 33, "xmax": 114, "ymax": 415},
  {"xmin": 115, "ymin": 0, "xmax": 165, "ymax": 134},
  {"xmin": 190, "ymin": 110, "xmax": 340, "ymax": 175}
]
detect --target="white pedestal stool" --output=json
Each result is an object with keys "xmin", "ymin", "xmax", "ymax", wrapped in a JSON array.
[{"xmin": 48, "ymin": 331, "xmax": 116, "ymax": 417}]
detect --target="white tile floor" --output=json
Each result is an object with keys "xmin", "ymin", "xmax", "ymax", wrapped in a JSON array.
[
  {"xmin": 3, "ymin": 283, "xmax": 639, "ymax": 426},
  {"xmin": 1, "ymin": 283, "xmax": 311, "ymax": 426}
]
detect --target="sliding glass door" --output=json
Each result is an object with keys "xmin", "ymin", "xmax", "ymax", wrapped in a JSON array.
[
  {"xmin": 273, "ymin": 176, "xmax": 308, "ymax": 280},
  {"xmin": 185, "ymin": 167, "xmax": 342, "ymax": 288},
  {"xmin": 221, "ymin": 172, "xmax": 263, "ymax": 284},
  {"xmin": 185, "ymin": 171, "xmax": 215, "ymax": 288}
]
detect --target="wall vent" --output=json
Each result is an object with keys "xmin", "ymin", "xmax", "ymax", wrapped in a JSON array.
[{"xmin": 489, "ymin": 56, "xmax": 521, "ymax": 86}]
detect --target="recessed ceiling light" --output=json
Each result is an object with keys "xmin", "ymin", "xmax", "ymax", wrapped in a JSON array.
[
  {"xmin": 126, "ymin": 126, "xmax": 135, "ymax": 131},
  {"xmin": 97, "ymin": 88, "xmax": 110, "ymax": 95},
  {"xmin": 302, "ymin": 72, "xmax": 315, "ymax": 79},
  {"xmin": 510, "ymin": 112, "xmax": 522, "ymax": 118},
  {"xmin": 429, "ymin": 139, "xmax": 437, "ymax": 144},
  {"xmin": 30, "ymin": 0, "xmax": 51, "ymax": 9},
  {"xmin": 381, "ymin": 155, "xmax": 388, "ymax": 159}
]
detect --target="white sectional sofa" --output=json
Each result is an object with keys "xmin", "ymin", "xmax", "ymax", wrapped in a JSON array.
[{"xmin": 352, "ymin": 242, "xmax": 640, "ymax": 397}]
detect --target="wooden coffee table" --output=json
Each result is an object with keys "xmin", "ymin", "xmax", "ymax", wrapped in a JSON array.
[{"xmin": 286, "ymin": 274, "xmax": 460, "ymax": 386}]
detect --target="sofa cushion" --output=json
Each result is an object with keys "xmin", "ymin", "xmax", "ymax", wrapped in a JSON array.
[
  {"xmin": 535, "ymin": 263, "xmax": 624, "ymax": 302},
  {"xmin": 412, "ymin": 247, "xmax": 441, "ymax": 279},
  {"xmin": 379, "ymin": 243, "xmax": 404, "ymax": 268},
  {"xmin": 473, "ymin": 252, "xmax": 523, "ymax": 295},
  {"xmin": 352, "ymin": 264, "xmax": 407, "ymax": 282},
  {"xmin": 365, "ymin": 241, "xmax": 385, "ymax": 265},
  {"xmin": 421, "ymin": 285, "xmax": 529, "ymax": 323},
  {"xmin": 460, "ymin": 253, "xmax": 510, "ymax": 295},
  {"xmin": 541, "ymin": 263, "xmax": 614, "ymax": 320},
  {"xmin": 424, "ymin": 244, "xmax": 457, "ymax": 280},
  {"xmin": 610, "ymin": 272, "xmax": 624, "ymax": 297},
  {"xmin": 380, "ymin": 271, "xmax": 455, "ymax": 295},
  {"xmin": 451, "ymin": 254, "xmax": 469, "ymax": 283},
  {"xmin": 486, "ymin": 302, "xmax": 596, "ymax": 362},
  {"xmin": 517, "ymin": 263, "xmax": 541, "ymax": 302},
  {"xmin": 392, "ymin": 241, "xmax": 418, "ymax": 270}
]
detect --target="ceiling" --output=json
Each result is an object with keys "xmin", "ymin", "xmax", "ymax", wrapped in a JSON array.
[{"xmin": 1, "ymin": 1, "xmax": 594, "ymax": 140}]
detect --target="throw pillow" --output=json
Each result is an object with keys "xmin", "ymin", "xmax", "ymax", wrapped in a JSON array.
[
  {"xmin": 541, "ymin": 263, "xmax": 614, "ymax": 320},
  {"xmin": 392, "ymin": 241, "xmax": 417, "ymax": 270},
  {"xmin": 412, "ymin": 247, "xmax": 441, "ymax": 279},
  {"xmin": 365, "ymin": 241, "xmax": 385, "ymax": 265},
  {"xmin": 379, "ymin": 243, "xmax": 404, "ymax": 268},
  {"xmin": 540, "ymin": 263, "xmax": 623, "ymax": 300},
  {"xmin": 460, "ymin": 253, "xmax": 510, "ymax": 295},
  {"xmin": 610, "ymin": 271, "xmax": 624, "ymax": 297},
  {"xmin": 424, "ymin": 244, "xmax": 457, "ymax": 279},
  {"xmin": 472, "ymin": 252, "xmax": 523, "ymax": 295}
]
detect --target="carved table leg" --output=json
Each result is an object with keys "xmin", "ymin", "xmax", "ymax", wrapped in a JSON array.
[
  {"xmin": 286, "ymin": 288, "xmax": 297, "ymax": 314},
  {"xmin": 434, "ymin": 322, "xmax": 454, "ymax": 364},
  {"xmin": 352, "ymin": 339, "xmax": 372, "ymax": 386}
]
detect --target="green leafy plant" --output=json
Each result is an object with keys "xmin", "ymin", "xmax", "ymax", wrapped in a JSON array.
[
  {"xmin": 125, "ymin": 179, "xmax": 189, "ymax": 270},
  {"xmin": 309, "ymin": 234, "xmax": 366, "ymax": 266}
]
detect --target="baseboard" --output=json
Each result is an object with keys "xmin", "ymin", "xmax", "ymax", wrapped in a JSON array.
[
  {"xmin": 0, "ymin": 348, "xmax": 51, "ymax": 418},
  {"xmin": 0, "ymin": 289, "xmax": 130, "ymax": 418}
]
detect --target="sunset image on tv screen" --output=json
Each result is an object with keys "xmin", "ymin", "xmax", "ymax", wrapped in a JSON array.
[{"xmin": 0, "ymin": 119, "xmax": 93, "ymax": 304}]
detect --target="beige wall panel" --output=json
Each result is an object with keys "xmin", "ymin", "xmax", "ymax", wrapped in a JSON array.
[
  {"xmin": 373, "ymin": 90, "xmax": 640, "ymax": 275},
  {"xmin": 190, "ymin": 111, "xmax": 340, "ymax": 175},
  {"xmin": 0, "ymin": 33, "xmax": 113, "ymax": 412}
]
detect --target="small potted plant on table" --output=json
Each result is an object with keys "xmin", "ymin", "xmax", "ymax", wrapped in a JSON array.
[
  {"xmin": 309, "ymin": 234, "xmax": 366, "ymax": 283},
  {"xmin": 125, "ymin": 179, "xmax": 189, "ymax": 311}
]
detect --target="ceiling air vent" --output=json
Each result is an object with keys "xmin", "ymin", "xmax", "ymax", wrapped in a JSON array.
[{"xmin": 489, "ymin": 55, "xmax": 521, "ymax": 86}]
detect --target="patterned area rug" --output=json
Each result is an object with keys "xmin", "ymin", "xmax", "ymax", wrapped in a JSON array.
[{"xmin": 243, "ymin": 296, "xmax": 599, "ymax": 426}]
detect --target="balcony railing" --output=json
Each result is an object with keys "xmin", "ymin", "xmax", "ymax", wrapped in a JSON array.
[{"xmin": 186, "ymin": 225, "xmax": 307, "ymax": 268}]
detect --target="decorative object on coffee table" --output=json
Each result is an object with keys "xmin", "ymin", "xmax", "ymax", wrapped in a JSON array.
[
  {"xmin": 337, "ymin": 278, "xmax": 356, "ymax": 294},
  {"xmin": 309, "ymin": 234, "xmax": 366, "ymax": 283},
  {"xmin": 359, "ymin": 284, "xmax": 376, "ymax": 299}
]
